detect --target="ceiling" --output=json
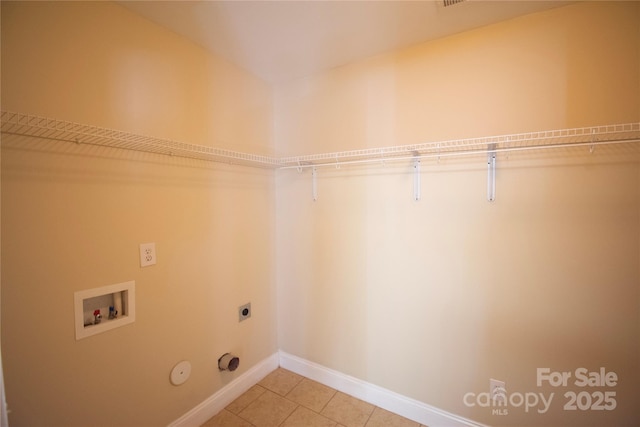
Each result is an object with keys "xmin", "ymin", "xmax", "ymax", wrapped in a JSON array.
[{"xmin": 120, "ymin": 1, "xmax": 572, "ymax": 85}]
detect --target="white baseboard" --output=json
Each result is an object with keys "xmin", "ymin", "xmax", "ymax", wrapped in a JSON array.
[
  {"xmin": 279, "ymin": 351, "xmax": 487, "ymax": 427},
  {"xmin": 168, "ymin": 350, "xmax": 486, "ymax": 427},
  {"xmin": 168, "ymin": 352, "xmax": 279, "ymax": 427}
]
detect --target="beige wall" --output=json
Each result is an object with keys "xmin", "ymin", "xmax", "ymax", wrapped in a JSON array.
[
  {"xmin": 1, "ymin": 2, "xmax": 276, "ymax": 426},
  {"xmin": 276, "ymin": 2, "xmax": 639, "ymax": 426},
  {"xmin": 2, "ymin": 1, "xmax": 640, "ymax": 427}
]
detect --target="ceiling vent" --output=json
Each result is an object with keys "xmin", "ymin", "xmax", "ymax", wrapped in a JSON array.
[{"xmin": 442, "ymin": 0, "xmax": 467, "ymax": 7}]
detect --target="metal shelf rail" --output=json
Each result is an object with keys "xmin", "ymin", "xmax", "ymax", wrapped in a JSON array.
[{"xmin": 2, "ymin": 111, "xmax": 639, "ymax": 171}]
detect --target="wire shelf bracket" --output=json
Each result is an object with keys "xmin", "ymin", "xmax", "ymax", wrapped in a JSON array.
[
  {"xmin": 311, "ymin": 167, "xmax": 318, "ymax": 202},
  {"xmin": 413, "ymin": 155, "xmax": 421, "ymax": 202},
  {"xmin": 487, "ymin": 143, "xmax": 497, "ymax": 202}
]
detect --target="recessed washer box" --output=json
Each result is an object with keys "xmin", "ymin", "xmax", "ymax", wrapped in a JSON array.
[{"xmin": 74, "ymin": 280, "xmax": 136, "ymax": 340}]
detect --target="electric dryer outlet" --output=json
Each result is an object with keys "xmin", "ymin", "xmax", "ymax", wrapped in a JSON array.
[{"xmin": 238, "ymin": 303, "xmax": 251, "ymax": 322}]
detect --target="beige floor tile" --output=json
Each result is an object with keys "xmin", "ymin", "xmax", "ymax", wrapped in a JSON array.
[
  {"xmin": 286, "ymin": 378, "xmax": 337, "ymax": 412},
  {"xmin": 364, "ymin": 407, "xmax": 420, "ymax": 427},
  {"xmin": 201, "ymin": 409, "xmax": 254, "ymax": 427},
  {"xmin": 226, "ymin": 384, "xmax": 267, "ymax": 414},
  {"xmin": 238, "ymin": 389, "xmax": 297, "ymax": 427},
  {"xmin": 258, "ymin": 368, "xmax": 304, "ymax": 396},
  {"xmin": 281, "ymin": 406, "xmax": 338, "ymax": 427},
  {"xmin": 200, "ymin": 369, "xmax": 429, "ymax": 427},
  {"xmin": 320, "ymin": 392, "xmax": 375, "ymax": 427}
]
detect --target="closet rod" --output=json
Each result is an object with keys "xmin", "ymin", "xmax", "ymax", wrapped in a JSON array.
[{"xmin": 278, "ymin": 137, "xmax": 640, "ymax": 170}]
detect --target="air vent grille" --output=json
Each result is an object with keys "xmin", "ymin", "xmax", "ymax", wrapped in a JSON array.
[{"xmin": 443, "ymin": 0, "xmax": 466, "ymax": 7}]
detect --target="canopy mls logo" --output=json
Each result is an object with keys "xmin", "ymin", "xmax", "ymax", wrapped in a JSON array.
[
  {"xmin": 463, "ymin": 367, "xmax": 618, "ymax": 416},
  {"xmin": 463, "ymin": 380, "xmax": 553, "ymax": 415}
]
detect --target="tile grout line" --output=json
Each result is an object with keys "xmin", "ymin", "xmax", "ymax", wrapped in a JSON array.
[
  {"xmin": 318, "ymin": 387, "xmax": 338, "ymax": 415},
  {"xmin": 363, "ymin": 405, "xmax": 374, "ymax": 427},
  {"xmin": 296, "ymin": 379, "xmax": 339, "ymax": 426},
  {"xmin": 279, "ymin": 377, "xmax": 340, "ymax": 427},
  {"xmin": 275, "ymin": 372, "xmax": 304, "ymax": 426},
  {"xmin": 276, "ymin": 401, "xmax": 300, "ymax": 427}
]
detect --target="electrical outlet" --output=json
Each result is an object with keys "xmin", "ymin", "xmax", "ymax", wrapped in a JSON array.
[
  {"xmin": 490, "ymin": 378, "xmax": 506, "ymax": 403},
  {"xmin": 139, "ymin": 243, "xmax": 157, "ymax": 267},
  {"xmin": 238, "ymin": 303, "xmax": 251, "ymax": 322}
]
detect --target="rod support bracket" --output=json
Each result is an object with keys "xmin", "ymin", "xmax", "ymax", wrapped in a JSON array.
[
  {"xmin": 413, "ymin": 153, "xmax": 421, "ymax": 202},
  {"xmin": 487, "ymin": 143, "xmax": 497, "ymax": 202},
  {"xmin": 312, "ymin": 166, "xmax": 318, "ymax": 201}
]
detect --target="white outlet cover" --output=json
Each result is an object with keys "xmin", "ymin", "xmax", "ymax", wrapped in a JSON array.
[
  {"xmin": 490, "ymin": 378, "xmax": 506, "ymax": 402},
  {"xmin": 139, "ymin": 242, "xmax": 157, "ymax": 267},
  {"xmin": 170, "ymin": 360, "xmax": 191, "ymax": 386}
]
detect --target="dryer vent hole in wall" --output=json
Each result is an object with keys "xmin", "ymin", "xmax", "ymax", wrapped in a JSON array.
[
  {"xmin": 218, "ymin": 353, "xmax": 240, "ymax": 372},
  {"xmin": 239, "ymin": 303, "xmax": 251, "ymax": 322}
]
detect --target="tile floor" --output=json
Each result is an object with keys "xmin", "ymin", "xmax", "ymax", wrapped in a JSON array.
[{"xmin": 202, "ymin": 368, "xmax": 427, "ymax": 427}]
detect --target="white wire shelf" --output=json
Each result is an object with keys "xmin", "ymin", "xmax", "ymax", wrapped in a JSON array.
[
  {"xmin": 0, "ymin": 111, "xmax": 280, "ymax": 168},
  {"xmin": 279, "ymin": 123, "xmax": 640, "ymax": 169},
  {"xmin": 2, "ymin": 111, "xmax": 639, "ymax": 170}
]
